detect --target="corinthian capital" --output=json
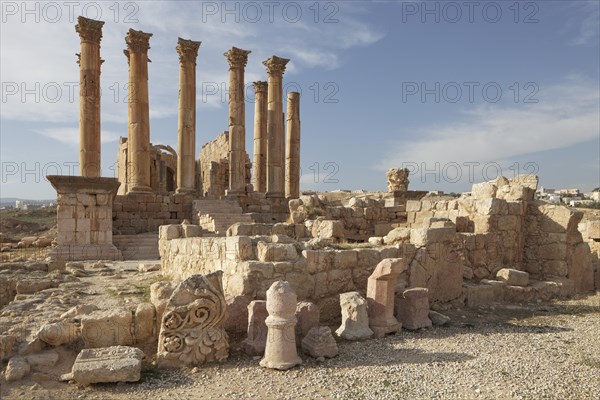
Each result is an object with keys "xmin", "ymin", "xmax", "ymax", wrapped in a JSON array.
[
  {"xmin": 75, "ymin": 16, "xmax": 105, "ymax": 43},
  {"xmin": 253, "ymin": 81, "xmax": 268, "ymax": 94},
  {"xmin": 224, "ymin": 47, "xmax": 251, "ymax": 69},
  {"xmin": 125, "ymin": 28, "xmax": 152, "ymax": 54},
  {"xmin": 177, "ymin": 37, "xmax": 201, "ymax": 65},
  {"xmin": 262, "ymin": 55, "xmax": 290, "ymax": 76}
]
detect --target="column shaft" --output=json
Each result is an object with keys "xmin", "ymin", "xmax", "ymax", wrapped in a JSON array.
[
  {"xmin": 125, "ymin": 29, "xmax": 152, "ymax": 193},
  {"xmin": 225, "ymin": 47, "xmax": 251, "ymax": 196},
  {"xmin": 263, "ymin": 56, "xmax": 289, "ymax": 198},
  {"xmin": 176, "ymin": 38, "xmax": 201, "ymax": 194},
  {"xmin": 76, "ymin": 17, "xmax": 104, "ymax": 178},
  {"xmin": 285, "ymin": 92, "xmax": 300, "ymax": 198},
  {"xmin": 252, "ymin": 81, "xmax": 268, "ymax": 192}
]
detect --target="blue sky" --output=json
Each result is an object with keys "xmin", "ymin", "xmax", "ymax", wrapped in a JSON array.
[{"xmin": 1, "ymin": 0, "xmax": 599, "ymax": 199}]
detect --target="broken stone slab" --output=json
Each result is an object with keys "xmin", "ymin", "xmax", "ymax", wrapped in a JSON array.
[
  {"xmin": 60, "ymin": 304, "xmax": 99, "ymax": 319},
  {"xmin": 80, "ymin": 309, "xmax": 134, "ymax": 348},
  {"xmin": 336, "ymin": 291, "xmax": 373, "ymax": 341},
  {"xmin": 157, "ymin": 272, "xmax": 229, "ymax": 368},
  {"xmin": 295, "ymin": 301, "xmax": 320, "ymax": 342},
  {"xmin": 395, "ymin": 288, "xmax": 432, "ymax": 330},
  {"xmin": 429, "ymin": 311, "xmax": 450, "ymax": 326},
  {"xmin": 367, "ymin": 258, "xmax": 407, "ymax": 338},
  {"xmin": 71, "ymin": 346, "xmax": 143, "ymax": 385},
  {"xmin": 4, "ymin": 356, "xmax": 30, "ymax": 382},
  {"xmin": 496, "ymin": 268, "xmax": 529, "ymax": 287},
  {"xmin": 138, "ymin": 262, "xmax": 161, "ymax": 272},
  {"xmin": 301, "ymin": 327, "xmax": 339, "ymax": 358},
  {"xmin": 242, "ymin": 300, "xmax": 268, "ymax": 356},
  {"xmin": 25, "ymin": 350, "xmax": 59, "ymax": 368}
]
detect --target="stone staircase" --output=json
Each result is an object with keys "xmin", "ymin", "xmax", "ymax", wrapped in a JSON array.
[
  {"xmin": 113, "ymin": 233, "xmax": 160, "ymax": 260},
  {"xmin": 194, "ymin": 198, "xmax": 255, "ymax": 235}
]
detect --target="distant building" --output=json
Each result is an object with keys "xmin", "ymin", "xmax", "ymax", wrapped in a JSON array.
[{"xmin": 548, "ymin": 195, "xmax": 562, "ymax": 203}]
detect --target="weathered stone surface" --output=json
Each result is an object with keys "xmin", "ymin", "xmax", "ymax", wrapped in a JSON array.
[
  {"xmin": 134, "ymin": 303, "xmax": 156, "ymax": 344},
  {"xmin": 138, "ymin": 262, "xmax": 161, "ymax": 272},
  {"xmin": 428, "ymin": 311, "xmax": 450, "ymax": 326},
  {"xmin": 260, "ymin": 281, "xmax": 302, "ymax": 370},
  {"xmin": 257, "ymin": 241, "xmax": 298, "ymax": 262},
  {"xmin": 336, "ymin": 291, "xmax": 373, "ymax": 340},
  {"xmin": 223, "ymin": 295, "xmax": 251, "ymax": 333},
  {"xmin": 5, "ymin": 356, "xmax": 30, "ymax": 382},
  {"xmin": 367, "ymin": 258, "xmax": 407, "ymax": 337},
  {"xmin": 16, "ymin": 279, "xmax": 53, "ymax": 294},
  {"xmin": 295, "ymin": 301, "xmax": 320, "ymax": 342},
  {"xmin": 242, "ymin": 300, "xmax": 268, "ymax": 356},
  {"xmin": 157, "ymin": 272, "xmax": 229, "ymax": 367},
  {"xmin": 496, "ymin": 268, "xmax": 529, "ymax": 287},
  {"xmin": 81, "ymin": 309, "xmax": 134, "ymax": 348},
  {"xmin": 408, "ymin": 244, "xmax": 464, "ymax": 302},
  {"xmin": 0, "ymin": 335, "xmax": 17, "ymax": 361},
  {"xmin": 25, "ymin": 350, "xmax": 59, "ymax": 368},
  {"xmin": 71, "ymin": 346, "xmax": 143, "ymax": 385},
  {"xmin": 301, "ymin": 327, "xmax": 338, "ymax": 358},
  {"xmin": 383, "ymin": 227, "xmax": 411, "ymax": 245},
  {"xmin": 37, "ymin": 321, "xmax": 79, "ymax": 346},
  {"xmin": 395, "ymin": 288, "xmax": 432, "ymax": 330},
  {"xmin": 386, "ymin": 168, "xmax": 410, "ymax": 192},
  {"xmin": 312, "ymin": 220, "xmax": 344, "ymax": 240}
]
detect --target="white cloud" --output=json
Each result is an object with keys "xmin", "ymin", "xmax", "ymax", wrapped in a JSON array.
[
  {"xmin": 35, "ymin": 127, "xmax": 119, "ymax": 145},
  {"xmin": 571, "ymin": 1, "xmax": 600, "ymax": 46},
  {"xmin": 380, "ymin": 78, "xmax": 600, "ymax": 181}
]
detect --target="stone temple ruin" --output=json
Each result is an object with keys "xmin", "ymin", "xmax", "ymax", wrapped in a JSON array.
[{"xmin": 1, "ymin": 15, "xmax": 599, "ymax": 388}]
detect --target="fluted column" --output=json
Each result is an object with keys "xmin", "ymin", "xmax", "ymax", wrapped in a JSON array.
[
  {"xmin": 75, "ymin": 16, "xmax": 104, "ymax": 178},
  {"xmin": 224, "ymin": 47, "xmax": 251, "ymax": 196},
  {"xmin": 252, "ymin": 81, "xmax": 268, "ymax": 193},
  {"xmin": 176, "ymin": 38, "xmax": 201, "ymax": 194},
  {"xmin": 124, "ymin": 29, "xmax": 152, "ymax": 193},
  {"xmin": 263, "ymin": 56, "xmax": 289, "ymax": 199},
  {"xmin": 285, "ymin": 92, "xmax": 300, "ymax": 198}
]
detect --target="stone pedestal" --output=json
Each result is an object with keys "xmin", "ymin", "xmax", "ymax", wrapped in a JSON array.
[
  {"xmin": 47, "ymin": 176, "xmax": 121, "ymax": 261},
  {"xmin": 252, "ymin": 81, "xmax": 268, "ymax": 193},
  {"xmin": 285, "ymin": 92, "xmax": 300, "ymax": 199},
  {"xmin": 241, "ymin": 300, "xmax": 268, "ymax": 356},
  {"xmin": 395, "ymin": 287, "xmax": 432, "ymax": 330},
  {"xmin": 260, "ymin": 281, "xmax": 302, "ymax": 370},
  {"xmin": 367, "ymin": 258, "xmax": 407, "ymax": 338},
  {"xmin": 263, "ymin": 56, "xmax": 289, "ymax": 199},
  {"xmin": 225, "ymin": 47, "xmax": 251, "ymax": 196},
  {"xmin": 336, "ymin": 291, "xmax": 373, "ymax": 340},
  {"xmin": 176, "ymin": 38, "xmax": 201, "ymax": 194},
  {"xmin": 124, "ymin": 29, "xmax": 153, "ymax": 193},
  {"xmin": 75, "ymin": 16, "xmax": 104, "ymax": 178}
]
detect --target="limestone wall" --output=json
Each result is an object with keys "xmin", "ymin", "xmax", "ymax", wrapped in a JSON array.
[{"xmin": 113, "ymin": 193, "xmax": 194, "ymax": 234}]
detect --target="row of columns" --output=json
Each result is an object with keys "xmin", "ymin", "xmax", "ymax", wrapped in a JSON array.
[{"xmin": 75, "ymin": 16, "xmax": 300, "ymax": 198}]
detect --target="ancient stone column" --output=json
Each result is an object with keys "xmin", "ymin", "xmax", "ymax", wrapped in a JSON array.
[
  {"xmin": 260, "ymin": 281, "xmax": 302, "ymax": 370},
  {"xmin": 176, "ymin": 38, "xmax": 201, "ymax": 194},
  {"xmin": 225, "ymin": 47, "xmax": 251, "ymax": 196},
  {"xmin": 263, "ymin": 56, "xmax": 290, "ymax": 198},
  {"xmin": 367, "ymin": 258, "xmax": 408, "ymax": 338},
  {"xmin": 285, "ymin": 92, "xmax": 300, "ymax": 198},
  {"xmin": 336, "ymin": 291, "xmax": 373, "ymax": 340},
  {"xmin": 124, "ymin": 29, "xmax": 152, "ymax": 193},
  {"xmin": 252, "ymin": 81, "xmax": 268, "ymax": 192},
  {"xmin": 75, "ymin": 16, "xmax": 104, "ymax": 178}
]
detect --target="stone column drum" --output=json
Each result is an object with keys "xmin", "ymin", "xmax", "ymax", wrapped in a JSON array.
[
  {"xmin": 260, "ymin": 281, "xmax": 302, "ymax": 370},
  {"xmin": 176, "ymin": 38, "xmax": 201, "ymax": 194},
  {"xmin": 285, "ymin": 92, "xmax": 300, "ymax": 198},
  {"xmin": 225, "ymin": 47, "xmax": 251, "ymax": 196},
  {"xmin": 75, "ymin": 16, "xmax": 104, "ymax": 178},
  {"xmin": 263, "ymin": 56, "xmax": 289, "ymax": 199},
  {"xmin": 367, "ymin": 258, "xmax": 408, "ymax": 338},
  {"xmin": 124, "ymin": 29, "xmax": 153, "ymax": 193},
  {"xmin": 252, "ymin": 81, "xmax": 268, "ymax": 193}
]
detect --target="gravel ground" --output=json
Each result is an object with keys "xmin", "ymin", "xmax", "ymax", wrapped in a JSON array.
[{"xmin": 2, "ymin": 293, "xmax": 599, "ymax": 400}]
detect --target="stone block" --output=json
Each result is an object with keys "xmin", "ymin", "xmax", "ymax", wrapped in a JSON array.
[
  {"xmin": 336, "ymin": 291, "xmax": 373, "ymax": 340},
  {"xmin": 295, "ymin": 302, "xmax": 320, "ymax": 342},
  {"xmin": 301, "ymin": 327, "xmax": 338, "ymax": 358},
  {"xmin": 81, "ymin": 309, "xmax": 134, "ymax": 348},
  {"xmin": 395, "ymin": 287, "xmax": 432, "ymax": 330},
  {"xmin": 182, "ymin": 224, "xmax": 203, "ymax": 238},
  {"xmin": 257, "ymin": 241, "xmax": 298, "ymax": 262},
  {"xmin": 226, "ymin": 236, "xmax": 255, "ymax": 261},
  {"xmin": 312, "ymin": 220, "xmax": 344, "ymax": 240},
  {"xmin": 159, "ymin": 224, "xmax": 182, "ymax": 241},
  {"xmin": 463, "ymin": 283, "xmax": 503, "ymax": 307},
  {"xmin": 241, "ymin": 300, "xmax": 268, "ymax": 356},
  {"xmin": 134, "ymin": 303, "xmax": 156, "ymax": 343},
  {"xmin": 4, "ymin": 356, "xmax": 30, "ymax": 382},
  {"xmin": 496, "ymin": 268, "xmax": 529, "ymax": 287},
  {"xmin": 37, "ymin": 321, "xmax": 79, "ymax": 346},
  {"xmin": 71, "ymin": 346, "xmax": 143, "ymax": 385},
  {"xmin": 383, "ymin": 227, "xmax": 411, "ymax": 245}
]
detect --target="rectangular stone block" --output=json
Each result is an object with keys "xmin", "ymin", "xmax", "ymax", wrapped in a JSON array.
[
  {"xmin": 80, "ymin": 309, "xmax": 134, "ymax": 348},
  {"xmin": 71, "ymin": 346, "xmax": 143, "ymax": 385}
]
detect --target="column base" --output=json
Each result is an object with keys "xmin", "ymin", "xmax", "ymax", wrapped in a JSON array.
[
  {"xmin": 47, "ymin": 244, "xmax": 122, "ymax": 262},
  {"xmin": 370, "ymin": 320, "xmax": 401, "ymax": 338},
  {"xmin": 128, "ymin": 185, "xmax": 152, "ymax": 194},
  {"xmin": 175, "ymin": 187, "xmax": 196, "ymax": 195}
]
